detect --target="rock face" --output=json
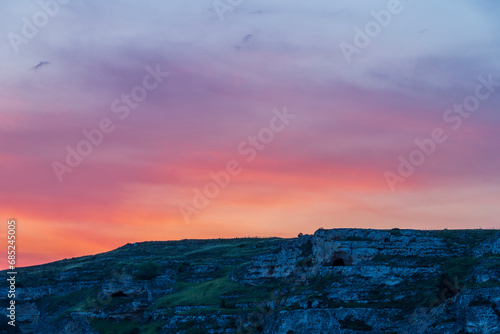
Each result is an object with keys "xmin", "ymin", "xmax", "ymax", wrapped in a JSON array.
[{"xmin": 1, "ymin": 228, "xmax": 500, "ymax": 334}]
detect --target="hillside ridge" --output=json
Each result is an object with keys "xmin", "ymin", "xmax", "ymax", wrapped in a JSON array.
[{"xmin": 2, "ymin": 228, "xmax": 500, "ymax": 333}]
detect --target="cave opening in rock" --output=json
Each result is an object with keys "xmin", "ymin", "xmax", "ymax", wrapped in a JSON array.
[
  {"xmin": 111, "ymin": 291, "xmax": 128, "ymax": 298},
  {"xmin": 332, "ymin": 258, "xmax": 345, "ymax": 266}
]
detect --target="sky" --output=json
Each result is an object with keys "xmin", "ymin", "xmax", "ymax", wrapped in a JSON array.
[{"xmin": 1, "ymin": 0, "xmax": 499, "ymax": 268}]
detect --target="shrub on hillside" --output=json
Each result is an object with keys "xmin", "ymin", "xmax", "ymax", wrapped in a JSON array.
[{"xmin": 132, "ymin": 261, "xmax": 160, "ymax": 280}]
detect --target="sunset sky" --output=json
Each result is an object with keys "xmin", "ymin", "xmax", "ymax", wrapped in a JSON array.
[{"xmin": 1, "ymin": 0, "xmax": 499, "ymax": 268}]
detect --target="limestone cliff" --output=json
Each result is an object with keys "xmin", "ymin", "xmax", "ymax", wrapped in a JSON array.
[{"xmin": 1, "ymin": 228, "xmax": 500, "ymax": 333}]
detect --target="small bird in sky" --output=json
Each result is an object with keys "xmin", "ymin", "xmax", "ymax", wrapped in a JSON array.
[{"xmin": 32, "ymin": 61, "xmax": 51, "ymax": 71}]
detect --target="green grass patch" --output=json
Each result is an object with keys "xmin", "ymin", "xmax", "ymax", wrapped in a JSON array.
[
  {"xmin": 154, "ymin": 277, "xmax": 236, "ymax": 307},
  {"xmin": 181, "ymin": 238, "xmax": 278, "ymax": 261},
  {"xmin": 153, "ymin": 273, "xmax": 280, "ymax": 310},
  {"xmin": 37, "ymin": 287, "xmax": 101, "ymax": 314},
  {"xmin": 433, "ymin": 229, "xmax": 498, "ymax": 250}
]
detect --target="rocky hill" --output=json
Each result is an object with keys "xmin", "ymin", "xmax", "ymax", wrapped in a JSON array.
[{"xmin": 2, "ymin": 228, "xmax": 500, "ymax": 334}]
